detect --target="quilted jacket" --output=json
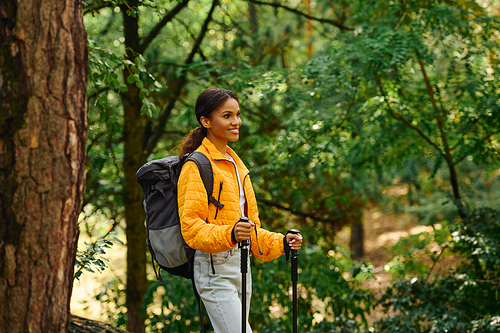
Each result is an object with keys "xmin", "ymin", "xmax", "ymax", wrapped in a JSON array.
[{"xmin": 177, "ymin": 137, "xmax": 285, "ymax": 261}]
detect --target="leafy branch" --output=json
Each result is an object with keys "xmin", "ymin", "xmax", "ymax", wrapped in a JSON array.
[
  {"xmin": 425, "ymin": 243, "xmax": 449, "ymax": 282},
  {"xmin": 247, "ymin": 0, "xmax": 353, "ymax": 31},
  {"xmin": 138, "ymin": 0, "xmax": 190, "ymax": 53},
  {"xmin": 74, "ymin": 232, "xmax": 124, "ymax": 281},
  {"xmin": 376, "ymin": 77, "xmax": 444, "ymax": 156},
  {"xmin": 144, "ymin": 0, "xmax": 219, "ymax": 153}
]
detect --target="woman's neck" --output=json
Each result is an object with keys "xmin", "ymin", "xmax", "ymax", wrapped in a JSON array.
[{"xmin": 206, "ymin": 134, "xmax": 227, "ymax": 155}]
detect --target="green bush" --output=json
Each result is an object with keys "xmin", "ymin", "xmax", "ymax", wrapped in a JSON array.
[{"xmin": 375, "ymin": 206, "xmax": 500, "ymax": 333}]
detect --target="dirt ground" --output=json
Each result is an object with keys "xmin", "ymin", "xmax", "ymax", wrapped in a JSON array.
[{"xmin": 336, "ymin": 208, "xmax": 425, "ymax": 326}]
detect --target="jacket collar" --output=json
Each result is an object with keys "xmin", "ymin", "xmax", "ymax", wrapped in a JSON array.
[
  {"xmin": 200, "ymin": 137, "xmax": 227, "ymax": 160},
  {"xmin": 199, "ymin": 138, "xmax": 249, "ymax": 174}
]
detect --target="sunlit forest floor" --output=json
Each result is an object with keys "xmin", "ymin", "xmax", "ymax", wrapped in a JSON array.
[{"xmin": 71, "ymin": 207, "xmax": 456, "ymax": 328}]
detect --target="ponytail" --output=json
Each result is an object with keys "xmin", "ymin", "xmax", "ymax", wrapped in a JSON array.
[{"xmin": 179, "ymin": 126, "xmax": 207, "ymax": 158}]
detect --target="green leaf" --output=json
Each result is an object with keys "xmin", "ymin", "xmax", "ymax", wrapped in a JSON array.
[{"xmin": 99, "ymin": 111, "xmax": 107, "ymax": 122}]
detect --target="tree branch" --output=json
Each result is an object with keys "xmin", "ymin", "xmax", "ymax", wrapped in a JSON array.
[
  {"xmin": 144, "ymin": 0, "xmax": 219, "ymax": 153},
  {"xmin": 416, "ymin": 54, "xmax": 453, "ymax": 162},
  {"xmin": 376, "ymin": 78, "xmax": 445, "ymax": 156},
  {"xmin": 138, "ymin": 0, "xmax": 190, "ymax": 53},
  {"xmin": 83, "ymin": 2, "xmax": 115, "ymax": 16},
  {"xmin": 450, "ymin": 114, "xmax": 483, "ymax": 151},
  {"xmin": 247, "ymin": 0, "xmax": 353, "ymax": 31},
  {"xmin": 70, "ymin": 315, "xmax": 129, "ymax": 333},
  {"xmin": 415, "ymin": 54, "xmax": 465, "ymax": 206},
  {"xmin": 88, "ymin": 87, "xmax": 111, "ymax": 100},
  {"xmin": 260, "ymin": 199, "xmax": 341, "ymax": 224},
  {"xmin": 172, "ymin": 17, "xmax": 208, "ymax": 61},
  {"xmin": 425, "ymin": 243, "xmax": 449, "ymax": 282}
]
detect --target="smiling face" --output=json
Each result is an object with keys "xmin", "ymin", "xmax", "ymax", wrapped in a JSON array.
[{"xmin": 200, "ymin": 97, "xmax": 241, "ymax": 154}]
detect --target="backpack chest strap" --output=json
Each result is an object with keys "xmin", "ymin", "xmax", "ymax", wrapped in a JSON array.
[{"xmin": 209, "ymin": 195, "xmax": 224, "ymax": 210}]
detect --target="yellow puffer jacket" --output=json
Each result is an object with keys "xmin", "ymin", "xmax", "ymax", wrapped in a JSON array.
[{"xmin": 177, "ymin": 138, "xmax": 285, "ymax": 261}]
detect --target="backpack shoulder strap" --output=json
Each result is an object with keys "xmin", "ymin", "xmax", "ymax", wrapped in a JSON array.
[
  {"xmin": 188, "ymin": 152, "xmax": 213, "ymax": 197},
  {"xmin": 187, "ymin": 152, "xmax": 224, "ymax": 210}
]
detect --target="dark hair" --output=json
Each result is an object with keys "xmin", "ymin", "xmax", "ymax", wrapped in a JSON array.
[{"xmin": 179, "ymin": 88, "xmax": 239, "ymax": 157}]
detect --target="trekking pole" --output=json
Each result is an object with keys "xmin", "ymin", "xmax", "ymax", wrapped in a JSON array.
[
  {"xmin": 288, "ymin": 229, "xmax": 300, "ymax": 333},
  {"xmin": 238, "ymin": 217, "xmax": 250, "ymax": 333}
]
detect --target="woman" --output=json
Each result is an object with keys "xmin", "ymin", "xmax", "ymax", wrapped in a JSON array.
[{"xmin": 177, "ymin": 87, "xmax": 303, "ymax": 333}]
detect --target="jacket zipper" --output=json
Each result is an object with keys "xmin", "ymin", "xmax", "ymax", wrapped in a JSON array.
[{"xmin": 214, "ymin": 182, "xmax": 223, "ymax": 220}]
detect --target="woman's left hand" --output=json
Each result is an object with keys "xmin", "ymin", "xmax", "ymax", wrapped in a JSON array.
[{"xmin": 286, "ymin": 233, "xmax": 303, "ymax": 251}]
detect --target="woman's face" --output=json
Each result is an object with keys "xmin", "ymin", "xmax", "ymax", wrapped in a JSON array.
[{"xmin": 201, "ymin": 98, "xmax": 242, "ymax": 145}]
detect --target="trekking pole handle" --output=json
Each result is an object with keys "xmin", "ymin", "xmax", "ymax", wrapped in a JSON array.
[
  {"xmin": 287, "ymin": 229, "xmax": 300, "ymax": 283},
  {"xmin": 238, "ymin": 217, "xmax": 250, "ymax": 249},
  {"xmin": 287, "ymin": 229, "xmax": 300, "ymax": 258},
  {"xmin": 238, "ymin": 217, "xmax": 250, "ymax": 275}
]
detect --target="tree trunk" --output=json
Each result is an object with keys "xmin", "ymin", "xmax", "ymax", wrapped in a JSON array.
[
  {"xmin": 120, "ymin": 1, "xmax": 148, "ymax": 332},
  {"xmin": 349, "ymin": 208, "xmax": 364, "ymax": 260},
  {"xmin": 122, "ymin": 92, "xmax": 147, "ymax": 333},
  {"xmin": 117, "ymin": 2, "xmax": 216, "ymax": 331},
  {"xmin": 0, "ymin": 0, "xmax": 88, "ymax": 332}
]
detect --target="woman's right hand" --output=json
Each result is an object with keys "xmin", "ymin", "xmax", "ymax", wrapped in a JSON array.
[{"xmin": 232, "ymin": 220, "xmax": 255, "ymax": 243}]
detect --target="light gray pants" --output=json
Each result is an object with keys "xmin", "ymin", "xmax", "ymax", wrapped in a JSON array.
[{"xmin": 194, "ymin": 248, "xmax": 252, "ymax": 333}]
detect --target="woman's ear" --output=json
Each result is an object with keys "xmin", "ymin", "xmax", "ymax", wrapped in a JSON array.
[{"xmin": 200, "ymin": 116, "xmax": 211, "ymax": 129}]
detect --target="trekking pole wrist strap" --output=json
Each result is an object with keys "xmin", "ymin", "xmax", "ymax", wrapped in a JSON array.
[
  {"xmin": 231, "ymin": 222, "xmax": 239, "ymax": 244},
  {"xmin": 284, "ymin": 235, "xmax": 291, "ymax": 261},
  {"xmin": 232, "ymin": 220, "xmax": 247, "ymax": 245}
]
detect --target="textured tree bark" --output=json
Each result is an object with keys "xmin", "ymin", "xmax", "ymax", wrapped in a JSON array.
[
  {"xmin": 0, "ymin": 0, "xmax": 88, "ymax": 332},
  {"xmin": 120, "ymin": 1, "xmax": 148, "ymax": 332}
]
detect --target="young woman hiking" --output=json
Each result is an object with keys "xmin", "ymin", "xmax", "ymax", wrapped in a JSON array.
[{"xmin": 177, "ymin": 87, "xmax": 303, "ymax": 333}]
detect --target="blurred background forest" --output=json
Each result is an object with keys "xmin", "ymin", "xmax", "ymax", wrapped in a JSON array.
[{"xmin": 74, "ymin": 0, "xmax": 500, "ymax": 332}]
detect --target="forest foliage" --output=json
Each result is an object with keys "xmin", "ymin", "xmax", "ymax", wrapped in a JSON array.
[{"xmin": 77, "ymin": 0, "xmax": 500, "ymax": 332}]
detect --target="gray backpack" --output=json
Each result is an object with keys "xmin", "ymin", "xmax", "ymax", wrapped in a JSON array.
[{"xmin": 135, "ymin": 152, "xmax": 223, "ymax": 282}]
